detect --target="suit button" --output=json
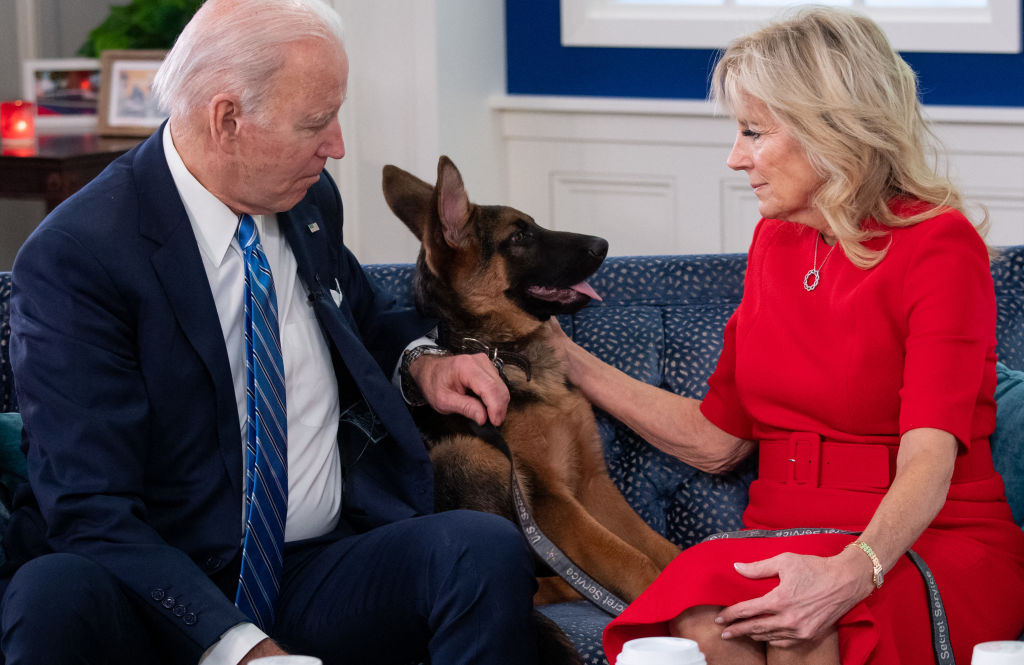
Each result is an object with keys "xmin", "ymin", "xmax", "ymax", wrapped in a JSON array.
[
  {"xmin": 162, "ymin": 597, "xmax": 175, "ymax": 609},
  {"xmin": 172, "ymin": 605, "xmax": 186, "ymax": 617},
  {"xmin": 183, "ymin": 612, "xmax": 198, "ymax": 626},
  {"xmin": 204, "ymin": 556, "xmax": 223, "ymax": 571},
  {"xmin": 150, "ymin": 588, "xmax": 165, "ymax": 602}
]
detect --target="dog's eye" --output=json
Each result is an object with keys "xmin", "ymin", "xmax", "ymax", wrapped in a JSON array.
[{"xmin": 509, "ymin": 229, "xmax": 533, "ymax": 244}]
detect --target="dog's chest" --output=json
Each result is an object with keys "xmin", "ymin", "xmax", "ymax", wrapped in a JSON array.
[{"xmin": 501, "ymin": 374, "xmax": 599, "ymax": 471}]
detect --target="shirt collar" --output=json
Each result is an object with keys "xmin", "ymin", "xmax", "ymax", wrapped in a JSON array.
[{"xmin": 162, "ymin": 122, "xmax": 250, "ymax": 266}]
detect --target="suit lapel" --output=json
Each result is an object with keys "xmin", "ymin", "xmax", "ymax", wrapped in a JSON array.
[
  {"xmin": 279, "ymin": 206, "xmax": 333, "ymax": 300},
  {"xmin": 280, "ymin": 200, "xmax": 428, "ymax": 452},
  {"xmin": 136, "ymin": 127, "xmax": 243, "ymax": 501}
]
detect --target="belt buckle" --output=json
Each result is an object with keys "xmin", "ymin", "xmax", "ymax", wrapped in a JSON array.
[{"xmin": 787, "ymin": 432, "xmax": 823, "ymax": 487}]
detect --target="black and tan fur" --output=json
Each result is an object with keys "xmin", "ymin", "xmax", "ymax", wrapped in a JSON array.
[{"xmin": 382, "ymin": 156, "xmax": 680, "ymax": 614}]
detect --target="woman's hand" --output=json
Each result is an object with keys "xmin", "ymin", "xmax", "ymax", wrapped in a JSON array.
[
  {"xmin": 543, "ymin": 317, "xmax": 580, "ymax": 380},
  {"xmin": 715, "ymin": 546, "xmax": 875, "ymax": 647}
]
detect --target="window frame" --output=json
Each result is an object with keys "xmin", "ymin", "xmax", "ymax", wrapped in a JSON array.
[{"xmin": 560, "ymin": 0, "xmax": 1022, "ymax": 53}]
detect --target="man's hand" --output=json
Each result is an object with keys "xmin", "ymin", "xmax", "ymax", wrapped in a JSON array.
[
  {"xmin": 409, "ymin": 353, "xmax": 510, "ymax": 426},
  {"xmin": 239, "ymin": 637, "xmax": 289, "ymax": 663}
]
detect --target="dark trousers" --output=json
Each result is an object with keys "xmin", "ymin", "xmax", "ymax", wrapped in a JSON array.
[{"xmin": 0, "ymin": 510, "xmax": 541, "ymax": 665}]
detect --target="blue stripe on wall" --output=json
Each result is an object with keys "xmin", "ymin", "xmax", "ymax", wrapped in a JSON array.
[{"xmin": 506, "ymin": 0, "xmax": 1024, "ymax": 107}]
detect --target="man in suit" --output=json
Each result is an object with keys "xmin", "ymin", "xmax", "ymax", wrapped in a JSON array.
[{"xmin": 0, "ymin": 0, "xmax": 543, "ymax": 663}]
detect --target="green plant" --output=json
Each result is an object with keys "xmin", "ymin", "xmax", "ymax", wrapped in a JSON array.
[{"xmin": 78, "ymin": 0, "xmax": 203, "ymax": 57}]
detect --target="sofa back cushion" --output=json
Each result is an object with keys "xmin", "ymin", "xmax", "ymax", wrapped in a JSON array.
[
  {"xmin": 1, "ymin": 245, "xmax": 1022, "ymax": 537},
  {"xmin": 365, "ymin": 248, "xmax": 1024, "ymax": 540}
]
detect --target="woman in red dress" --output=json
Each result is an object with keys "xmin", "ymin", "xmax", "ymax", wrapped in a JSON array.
[{"xmin": 550, "ymin": 7, "xmax": 1024, "ymax": 665}]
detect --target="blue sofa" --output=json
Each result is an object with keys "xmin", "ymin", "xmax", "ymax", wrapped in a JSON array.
[{"xmin": 2, "ymin": 249, "xmax": 1023, "ymax": 664}]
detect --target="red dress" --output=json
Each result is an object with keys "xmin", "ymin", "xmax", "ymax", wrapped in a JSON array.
[{"xmin": 603, "ymin": 203, "xmax": 1024, "ymax": 664}]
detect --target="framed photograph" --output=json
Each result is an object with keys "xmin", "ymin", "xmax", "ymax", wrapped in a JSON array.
[
  {"xmin": 98, "ymin": 50, "xmax": 168, "ymax": 137},
  {"xmin": 21, "ymin": 58, "xmax": 101, "ymax": 130}
]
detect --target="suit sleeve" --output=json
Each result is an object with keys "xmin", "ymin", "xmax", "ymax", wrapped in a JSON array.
[{"xmin": 10, "ymin": 225, "xmax": 249, "ymax": 656}]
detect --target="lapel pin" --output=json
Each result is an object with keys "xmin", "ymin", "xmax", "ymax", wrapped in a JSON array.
[{"xmin": 307, "ymin": 222, "xmax": 320, "ymax": 233}]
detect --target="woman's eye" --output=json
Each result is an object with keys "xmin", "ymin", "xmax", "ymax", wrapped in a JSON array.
[{"xmin": 742, "ymin": 129, "xmax": 761, "ymax": 139}]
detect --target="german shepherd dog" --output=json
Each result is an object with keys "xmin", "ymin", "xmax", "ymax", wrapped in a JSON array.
[{"xmin": 382, "ymin": 156, "xmax": 680, "ymax": 640}]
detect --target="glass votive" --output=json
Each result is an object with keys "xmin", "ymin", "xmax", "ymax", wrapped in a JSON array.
[{"xmin": 0, "ymin": 100, "xmax": 36, "ymax": 144}]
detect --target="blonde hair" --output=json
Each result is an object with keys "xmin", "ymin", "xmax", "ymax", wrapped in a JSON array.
[{"xmin": 711, "ymin": 6, "xmax": 987, "ymax": 268}]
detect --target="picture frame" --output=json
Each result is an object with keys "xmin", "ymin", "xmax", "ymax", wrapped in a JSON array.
[
  {"xmin": 98, "ymin": 50, "xmax": 168, "ymax": 137},
  {"xmin": 21, "ymin": 58, "xmax": 101, "ymax": 131}
]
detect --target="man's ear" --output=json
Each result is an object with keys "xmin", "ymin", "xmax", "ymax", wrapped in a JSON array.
[{"xmin": 209, "ymin": 94, "xmax": 242, "ymax": 153}]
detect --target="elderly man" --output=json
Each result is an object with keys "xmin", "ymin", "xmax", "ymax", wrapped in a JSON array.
[{"xmin": 0, "ymin": 1, "xmax": 543, "ymax": 663}]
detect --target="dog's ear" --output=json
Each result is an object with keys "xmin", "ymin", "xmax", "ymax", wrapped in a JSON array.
[
  {"xmin": 436, "ymin": 156, "xmax": 472, "ymax": 249},
  {"xmin": 382, "ymin": 164, "xmax": 433, "ymax": 240}
]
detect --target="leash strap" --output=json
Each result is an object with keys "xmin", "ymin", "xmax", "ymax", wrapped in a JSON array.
[
  {"xmin": 703, "ymin": 528, "xmax": 955, "ymax": 664},
  {"xmin": 467, "ymin": 420, "xmax": 627, "ymax": 616}
]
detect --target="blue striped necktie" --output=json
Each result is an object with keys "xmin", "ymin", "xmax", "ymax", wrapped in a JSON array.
[{"xmin": 235, "ymin": 214, "xmax": 288, "ymax": 631}]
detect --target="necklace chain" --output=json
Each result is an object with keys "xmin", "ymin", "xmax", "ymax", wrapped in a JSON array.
[{"xmin": 803, "ymin": 233, "xmax": 837, "ymax": 292}]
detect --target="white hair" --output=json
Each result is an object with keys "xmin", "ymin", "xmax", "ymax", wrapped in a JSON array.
[{"xmin": 152, "ymin": 0, "xmax": 344, "ymax": 126}]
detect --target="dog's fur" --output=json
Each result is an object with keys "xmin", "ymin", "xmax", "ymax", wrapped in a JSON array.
[{"xmin": 382, "ymin": 155, "xmax": 680, "ymax": 632}]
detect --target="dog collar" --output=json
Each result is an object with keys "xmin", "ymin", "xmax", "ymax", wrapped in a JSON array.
[{"xmin": 437, "ymin": 328, "xmax": 532, "ymax": 383}]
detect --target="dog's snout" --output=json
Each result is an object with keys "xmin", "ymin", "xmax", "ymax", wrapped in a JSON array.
[{"xmin": 588, "ymin": 237, "xmax": 609, "ymax": 259}]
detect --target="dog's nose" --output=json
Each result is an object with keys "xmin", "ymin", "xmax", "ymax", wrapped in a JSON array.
[{"xmin": 588, "ymin": 237, "xmax": 609, "ymax": 259}]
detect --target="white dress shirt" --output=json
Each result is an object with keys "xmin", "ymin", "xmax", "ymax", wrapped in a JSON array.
[{"xmin": 162, "ymin": 123, "xmax": 342, "ymax": 664}]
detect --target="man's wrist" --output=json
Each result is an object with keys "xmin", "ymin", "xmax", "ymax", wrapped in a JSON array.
[{"xmin": 399, "ymin": 345, "xmax": 451, "ymax": 406}]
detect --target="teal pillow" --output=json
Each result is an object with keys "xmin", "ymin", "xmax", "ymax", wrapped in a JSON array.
[
  {"xmin": 0, "ymin": 411, "xmax": 25, "ymax": 478},
  {"xmin": 993, "ymin": 363, "xmax": 1024, "ymax": 529}
]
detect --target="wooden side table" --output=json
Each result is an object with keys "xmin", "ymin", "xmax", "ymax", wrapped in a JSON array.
[{"xmin": 0, "ymin": 133, "xmax": 143, "ymax": 212}]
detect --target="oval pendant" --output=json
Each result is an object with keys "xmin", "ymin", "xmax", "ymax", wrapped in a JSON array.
[{"xmin": 803, "ymin": 268, "xmax": 820, "ymax": 291}]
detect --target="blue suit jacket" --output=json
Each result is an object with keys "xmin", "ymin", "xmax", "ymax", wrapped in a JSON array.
[{"xmin": 6, "ymin": 127, "xmax": 434, "ymax": 655}]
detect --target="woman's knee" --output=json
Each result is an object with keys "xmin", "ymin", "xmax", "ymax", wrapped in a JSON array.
[
  {"xmin": 672, "ymin": 605, "xmax": 725, "ymax": 646},
  {"xmin": 672, "ymin": 605, "xmax": 765, "ymax": 665}
]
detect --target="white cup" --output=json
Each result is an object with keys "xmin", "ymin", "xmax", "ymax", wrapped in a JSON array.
[
  {"xmin": 250, "ymin": 658, "xmax": 323, "ymax": 665},
  {"xmin": 972, "ymin": 642, "xmax": 1024, "ymax": 664},
  {"xmin": 617, "ymin": 636, "xmax": 707, "ymax": 665}
]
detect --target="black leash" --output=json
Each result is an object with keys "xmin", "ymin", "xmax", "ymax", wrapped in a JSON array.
[
  {"xmin": 703, "ymin": 528, "xmax": 955, "ymax": 664},
  {"xmin": 466, "ymin": 420, "xmax": 628, "ymax": 616}
]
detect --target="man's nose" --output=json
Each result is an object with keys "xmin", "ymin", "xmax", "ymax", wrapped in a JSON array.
[{"xmin": 321, "ymin": 118, "xmax": 345, "ymax": 160}]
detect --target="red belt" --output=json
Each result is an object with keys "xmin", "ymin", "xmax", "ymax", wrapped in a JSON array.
[{"xmin": 758, "ymin": 432, "xmax": 993, "ymax": 490}]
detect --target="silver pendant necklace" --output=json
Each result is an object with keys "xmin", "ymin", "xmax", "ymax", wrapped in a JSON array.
[{"xmin": 803, "ymin": 233, "xmax": 838, "ymax": 292}]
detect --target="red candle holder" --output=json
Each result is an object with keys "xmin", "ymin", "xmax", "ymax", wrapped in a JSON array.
[{"xmin": 0, "ymin": 100, "xmax": 36, "ymax": 144}]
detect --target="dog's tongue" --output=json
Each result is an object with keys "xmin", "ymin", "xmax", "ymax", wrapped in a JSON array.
[{"xmin": 570, "ymin": 280, "xmax": 602, "ymax": 302}]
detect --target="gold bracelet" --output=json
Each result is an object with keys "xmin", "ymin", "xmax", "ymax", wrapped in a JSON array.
[{"xmin": 845, "ymin": 540, "xmax": 884, "ymax": 589}]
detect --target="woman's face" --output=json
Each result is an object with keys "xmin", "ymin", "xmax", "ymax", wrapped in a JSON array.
[{"xmin": 726, "ymin": 96, "xmax": 827, "ymax": 231}]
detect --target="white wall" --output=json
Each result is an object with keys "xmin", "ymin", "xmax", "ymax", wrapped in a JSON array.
[
  {"xmin": 493, "ymin": 96, "xmax": 1024, "ymax": 256},
  {"xmin": 327, "ymin": 0, "xmax": 506, "ymax": 264},
  {"xmin": 5, "ymin": 1, "xmax": 1021, "ymax": 269},
  {"xmin": 323, "ymin": 0, "xmax": 1024, "ymax": 263}
]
